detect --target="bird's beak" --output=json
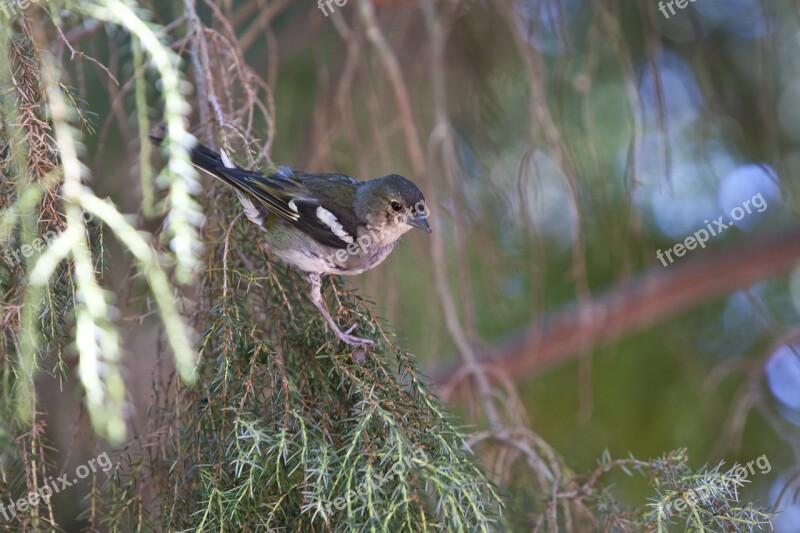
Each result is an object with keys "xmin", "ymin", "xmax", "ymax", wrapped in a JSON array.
[{"xmin": 407, "ymin": 213, "xmax": 432, "ymax": 234}]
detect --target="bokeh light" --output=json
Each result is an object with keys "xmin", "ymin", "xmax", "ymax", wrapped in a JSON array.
[{"xmin": 765, "ymin": 344, "xmax": 800, "ymax": 414}]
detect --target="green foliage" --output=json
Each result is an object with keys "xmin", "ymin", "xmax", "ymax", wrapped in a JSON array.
[
  {"xmin": 97, "ymin": 200, "xmax": 502, "ymax": 530},
  {"xmin": 644, "ymin": 450, "xmax": 772, "ymax": 532},
  {"xmin": 0, "ymin": 6, "xmax": 201, "ymax": 528},
  {"xmin": 500, "ymin": 448, "xmax": 772, "ymax": 531},
  {"xmin": 1, "ymin": 4, "xmax": 200, "ymax": 443}
]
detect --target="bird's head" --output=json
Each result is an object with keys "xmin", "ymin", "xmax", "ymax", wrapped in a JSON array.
[{"xmin": 355, "ymin": 174, "xmax": 431, "ymax": 239}]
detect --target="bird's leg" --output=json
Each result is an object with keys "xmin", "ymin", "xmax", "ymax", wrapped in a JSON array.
[{"xmin": 308, "ymin": 273, "xmax": 375, "ymax": 347}]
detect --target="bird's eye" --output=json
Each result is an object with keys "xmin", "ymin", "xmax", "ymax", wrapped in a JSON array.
[{"xmin": 390, "ymin": 201, "xmax": 403, "ymax": 212}]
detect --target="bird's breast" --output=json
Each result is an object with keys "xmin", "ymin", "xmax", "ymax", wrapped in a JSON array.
[
  {"xmin": 325, "ymin": 239, "xmax": 397, "ymax": 276},
  {"xmin": 261, "ymin": 219, "xmax": 405, "ymax": 276}
]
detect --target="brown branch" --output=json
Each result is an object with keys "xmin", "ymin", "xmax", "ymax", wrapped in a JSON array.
[{"xmin": 435, "ymin": 227, "xmax": 800, "ymax": 388}]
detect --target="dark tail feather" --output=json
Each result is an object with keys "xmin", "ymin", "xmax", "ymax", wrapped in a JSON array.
[
  {"xmin": 149, "ymin": 134, "xmax": 226, "ymax": 170},
  {"xmin": 149, "ymin": 133, "xmax": 300, "ymax": 226},
  {"xmin": 149, "ymin": 133, "xmax": 244, "ymax": 189},
  {"xmin": 149, "ymin": 134, "xmax": 294, "ymax": 218}
]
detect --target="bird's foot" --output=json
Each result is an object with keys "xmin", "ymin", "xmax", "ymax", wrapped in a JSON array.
[
  {"xmin": 307, "ymin": 273, "xmax": 375, "ymax": 354},
  {"xmin": 335, "ymin": 324, "xmax": 375, "ymax": 347}
]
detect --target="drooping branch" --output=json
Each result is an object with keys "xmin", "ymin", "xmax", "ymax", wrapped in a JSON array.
[{"xmin": 436, "ymin": 228, "xmax": 800, "ymax": 389}]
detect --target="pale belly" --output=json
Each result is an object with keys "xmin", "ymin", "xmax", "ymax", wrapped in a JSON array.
[{"xmin": 265, "ymin": 221, "xmax": 400, "ymax": 276}]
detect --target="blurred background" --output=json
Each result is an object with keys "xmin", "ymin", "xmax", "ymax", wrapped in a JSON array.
[{"xmin": 3, "ymin": 0, "xmax": 800, "ymax": 530}]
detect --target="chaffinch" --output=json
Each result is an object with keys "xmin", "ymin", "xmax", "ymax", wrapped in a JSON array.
[{"xmin": 152, "ymin": 134, "xmax": 431, "ymax": 348}]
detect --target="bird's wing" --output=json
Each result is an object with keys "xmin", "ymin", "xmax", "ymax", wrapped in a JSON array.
[{"xmin": 187, "ymin": 141, "xmax": 362, "ymax": 248}]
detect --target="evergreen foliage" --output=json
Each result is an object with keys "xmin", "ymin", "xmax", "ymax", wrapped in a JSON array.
[{"xmin": 0, "ymin": 1, "xmax": 784, "ymax": 531}]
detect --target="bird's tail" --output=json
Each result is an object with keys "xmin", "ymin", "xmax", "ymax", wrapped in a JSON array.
[
  {"xmin": 149, "ymin": 132, "xmax": 250, "ymax": 192},
  {"xmin": 149, "ymin": 132, "xmax": 297, "ymax": 226}
]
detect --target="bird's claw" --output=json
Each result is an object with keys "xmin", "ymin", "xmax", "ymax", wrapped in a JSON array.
[
  {"xmin": 337, "ymin": 333, "xmax": 375, "ymax": 347},
  {"xmin": 336, "ymin": 324, "xmax": 375, "ymax": 347}
]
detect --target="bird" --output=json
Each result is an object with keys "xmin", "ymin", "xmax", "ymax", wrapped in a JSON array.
[{"xmin": 151, "ymin": 133, "xmax": 431, "ymax": 348}]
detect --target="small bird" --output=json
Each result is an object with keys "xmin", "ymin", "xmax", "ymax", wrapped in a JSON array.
[{"xmin": 152, "ymin": 134, "xmax": 431, "ymax": 348}]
